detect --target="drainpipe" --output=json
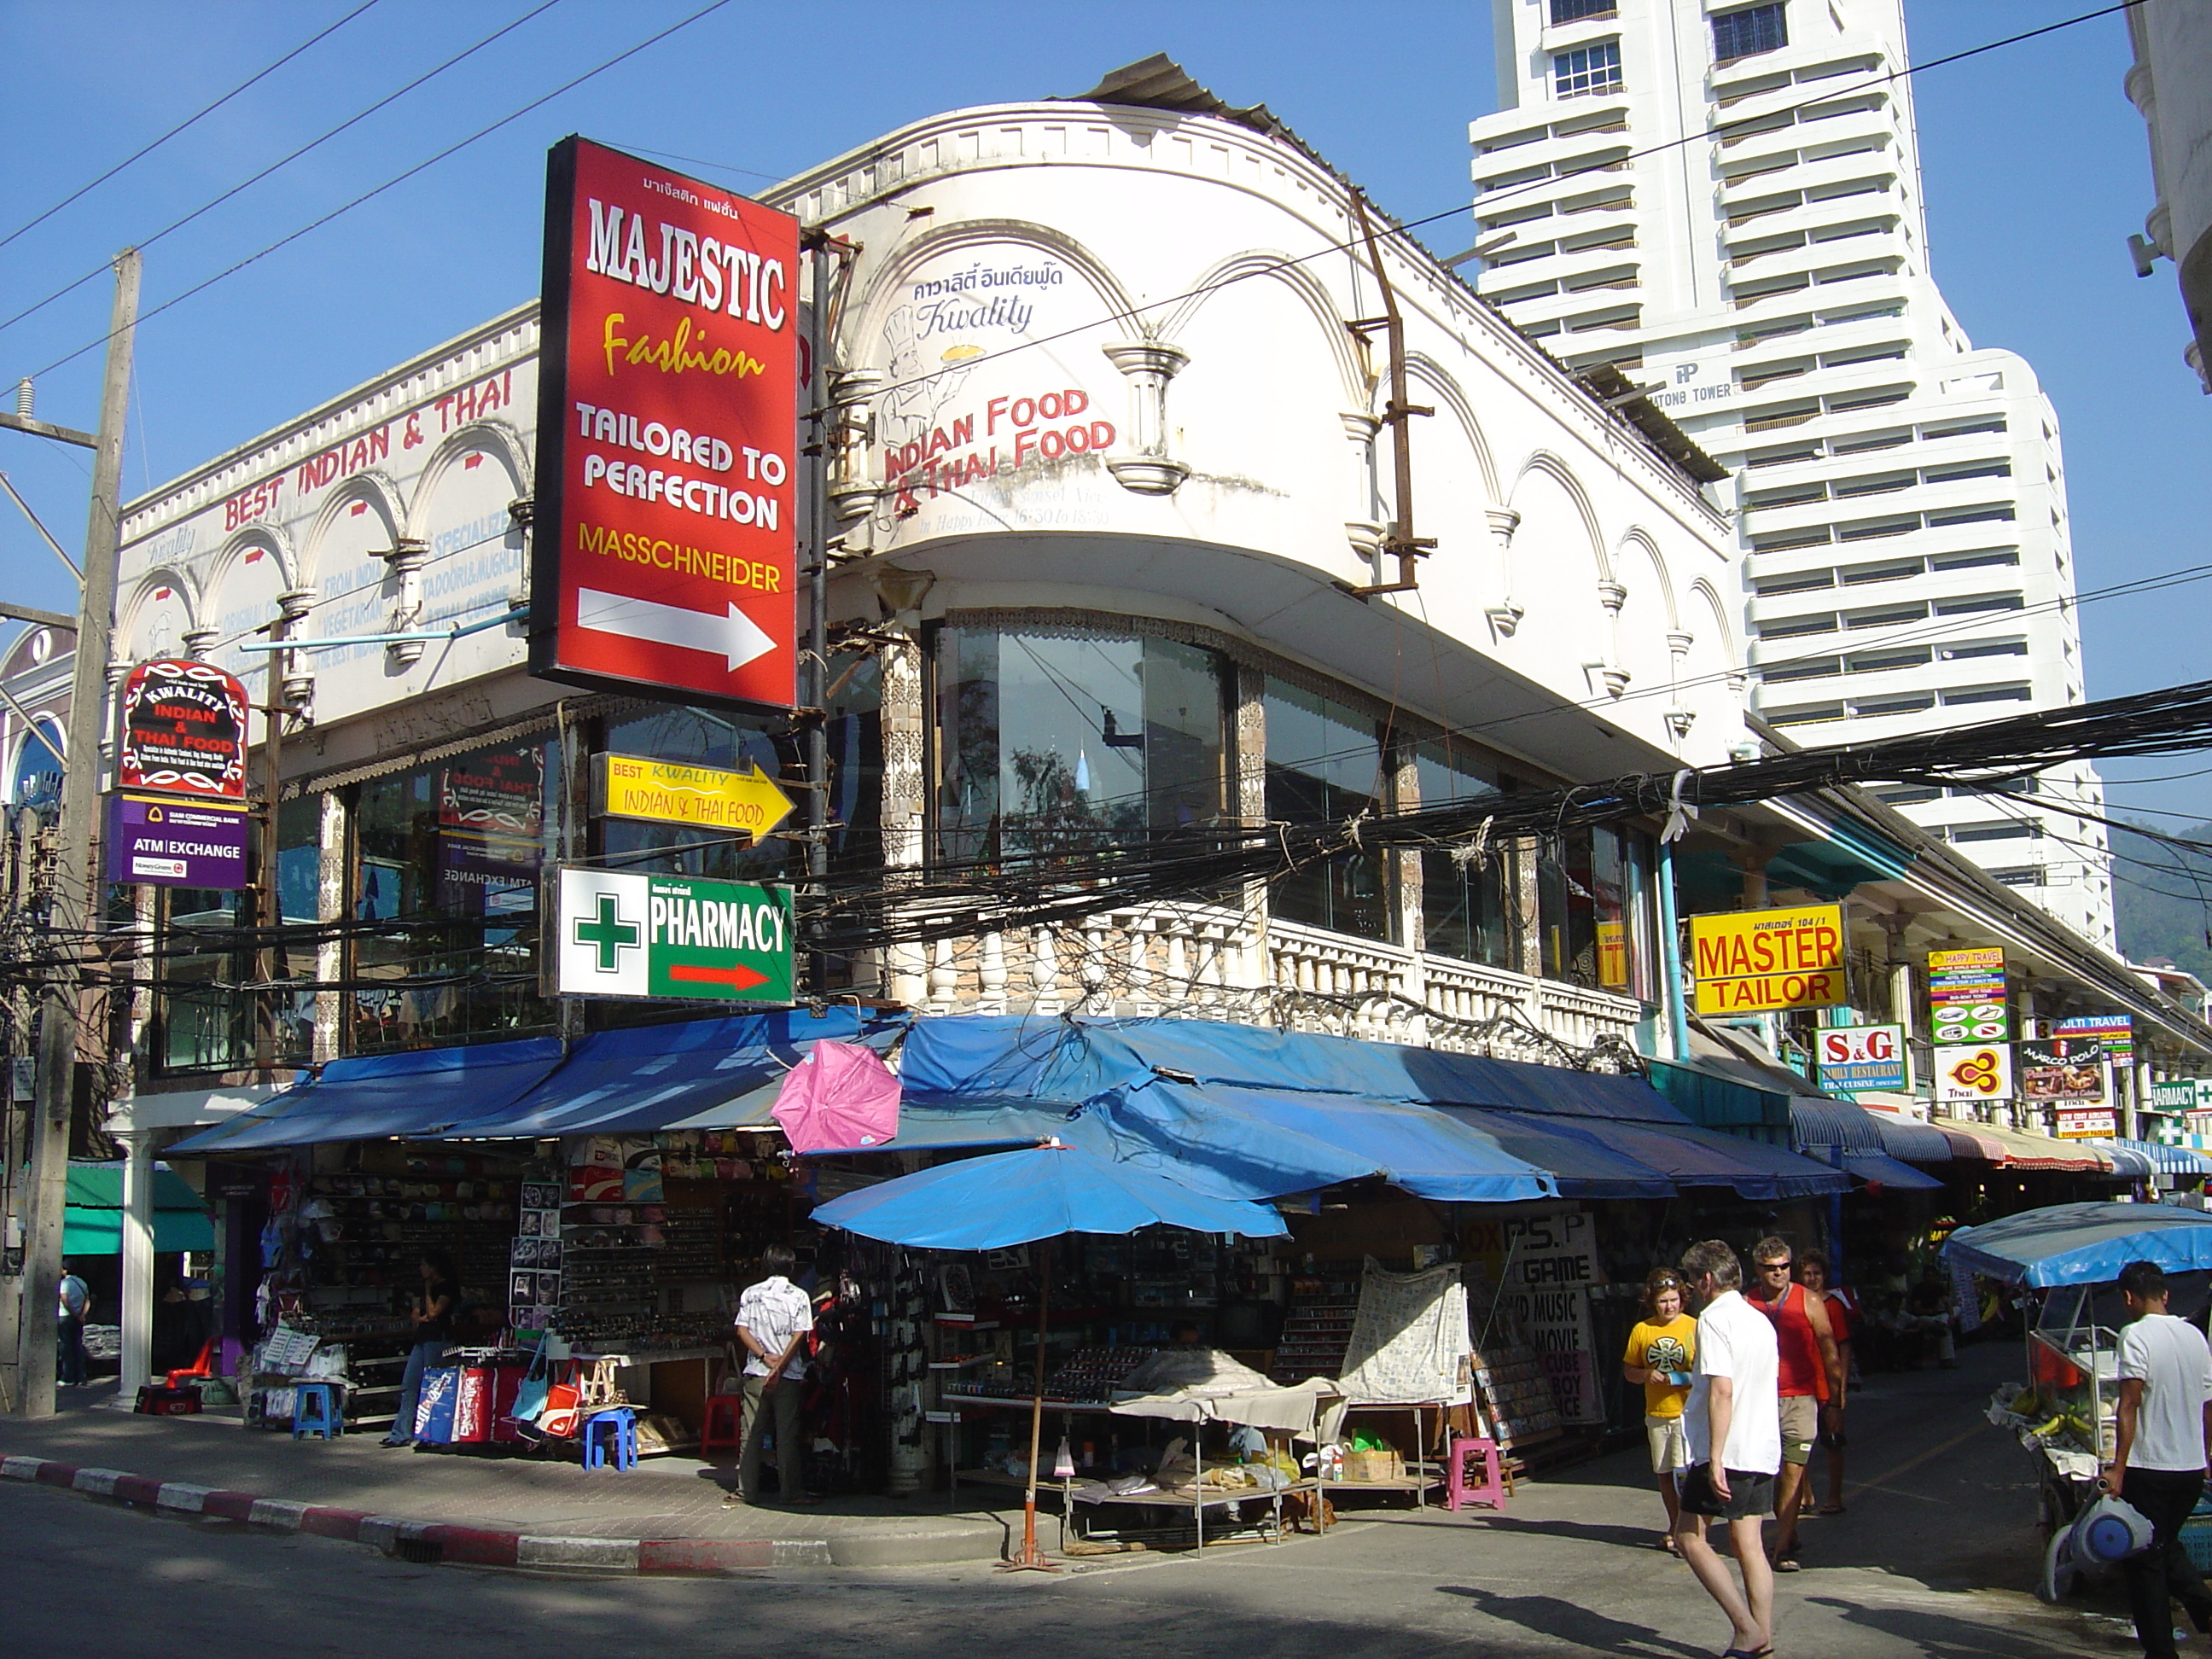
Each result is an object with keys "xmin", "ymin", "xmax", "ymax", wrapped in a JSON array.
[{"xmin": 1657, "ymin": 837, "xmax": 1690, "ymax": 1063}]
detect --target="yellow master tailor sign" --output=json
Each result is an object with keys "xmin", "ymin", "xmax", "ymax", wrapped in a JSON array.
[{"xmin": 1689, "ymin": 904, "xmax": 1847, "ymax": 1016}]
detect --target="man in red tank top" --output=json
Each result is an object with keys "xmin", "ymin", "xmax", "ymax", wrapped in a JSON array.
[{"xmin": 1747, "ymin": 1237, "xmax": 1843, "ymax": 1574}]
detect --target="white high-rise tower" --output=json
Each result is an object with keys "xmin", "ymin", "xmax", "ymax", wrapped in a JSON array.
[{"xmin": 1470, "ymin": 0, "xmax": 2116, "ymax": 949}]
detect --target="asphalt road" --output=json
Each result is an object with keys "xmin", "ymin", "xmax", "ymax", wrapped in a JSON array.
[{"xmin": 0, "ymin": 1342, "xmax": 2148, "ymax": 1659}]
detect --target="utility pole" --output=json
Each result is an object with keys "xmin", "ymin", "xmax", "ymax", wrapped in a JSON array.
[{"xmin": 15, "ymin": 247, "xmax": 138, "ymax": 1417}]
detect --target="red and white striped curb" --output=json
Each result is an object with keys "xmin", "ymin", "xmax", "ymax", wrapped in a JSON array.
[{"xmin": 0, "ymin": 1454, "xmax": 831, "ymax": 1572}]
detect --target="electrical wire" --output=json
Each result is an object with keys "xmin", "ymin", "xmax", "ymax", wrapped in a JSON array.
[
  {"xmin": 0, "ymin": 0, "xmax": 385, "ymax": 257},
  {"xmin": 1, "ymin": 1, "xmax": 566, "ymax": 341},
  {"xmin": 25, "ymin": 0, "xmax": 736, "ymax": 380}
]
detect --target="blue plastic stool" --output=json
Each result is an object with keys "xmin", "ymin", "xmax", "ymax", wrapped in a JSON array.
[
  {"xmin": 581, "ymin": 1406, "xmax": 637, "ymax": 1471},
  {"xmin": 292, "ymin": 1382, "xmax": 341, "ymax": 1441}
]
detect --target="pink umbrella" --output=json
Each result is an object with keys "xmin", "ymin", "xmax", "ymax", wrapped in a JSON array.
[{"xmin": 771, "ymin": 1041, "xmax": 901, "ymax": 1152}]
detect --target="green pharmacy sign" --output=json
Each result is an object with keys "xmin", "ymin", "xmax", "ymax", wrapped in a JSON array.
[{"xmin": 553, "ymin": 866, "xmax": 794, "ymax": 1003}]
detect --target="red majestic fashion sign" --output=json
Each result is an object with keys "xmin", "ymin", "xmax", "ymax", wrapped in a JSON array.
[{"xmin": 529, "ymin": 136, "xmax": 800, "ymax": 710}]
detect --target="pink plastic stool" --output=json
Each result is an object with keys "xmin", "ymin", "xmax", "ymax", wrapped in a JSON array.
[
  {"xmin": 701, "ymin": 1394, "xmax": 744, "ymax": 1456},
  {"xmin": 1445, "ymin": 1435, "xmax": 1505, "ymax": 1511}
]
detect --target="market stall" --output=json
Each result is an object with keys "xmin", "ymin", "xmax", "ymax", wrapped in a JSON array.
[
  {"xmin": 1946, "ymin": 1202, "xmax": 2212, "ymax": 1549},
  {"xmin": 811, "ymin": 1140, "xmax": 1301, "ymax": 1564}
]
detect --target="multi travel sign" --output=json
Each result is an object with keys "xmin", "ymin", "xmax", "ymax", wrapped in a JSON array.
[
  {"xmin": 531, "ymin": 137, "xmax": 800, "ymax": 711},
  {"xmin": 552, "ymin": 866, "xmax": 793, "ymax": 1004},
  {"xmin": 1689, "ymin": 904, "xmax": 1846, "ymax": 1015}
]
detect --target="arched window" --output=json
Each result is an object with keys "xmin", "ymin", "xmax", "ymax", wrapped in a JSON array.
[{"xmin": 9, "ymin": 719, "xmax": 64, "ymax": 814}]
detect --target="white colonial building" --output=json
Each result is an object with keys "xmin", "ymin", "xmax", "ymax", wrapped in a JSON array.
[{"xmin": 1468, "ymin": 0, "xmax": 2116, "ymax": 948}]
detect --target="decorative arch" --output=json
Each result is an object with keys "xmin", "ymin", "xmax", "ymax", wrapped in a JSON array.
[
  {"xmin": 847, "ymin": 218, "xmax": 1147, "ymax": 356},
  {"xmin": 1509, "ymin": 450, "xmax": 1610, "ymax": 581},
  {"xmin": 404, "ymin": 420, "xmax": 531, "ymax": 544},
  {"xmin": 1402, "ymin": 353, "xmax": 1499, "ymax": 504},
  {"xmin": 300, "ymin": 469, "xmax": 403, "ymax": 591},
  {"xmin": 1156, "ymin": 250, "xmax": 1371, "ymax": 408},
  {"xmin": 117, "ymin": 567, "xmax": 201, "ymax": 660},
  {"xmin": 1614, "ymin": 528, "xmax": 1678, "ymax": 630},
  {"xmin": 202, "ymin": 523, "xmax": 299, "ymax": 603},
  {"xmin": 1689, "ymin": 576, "xmax": 1738, "ymax": 666}
]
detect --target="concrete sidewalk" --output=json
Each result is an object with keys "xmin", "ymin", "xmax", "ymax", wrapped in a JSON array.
[{"xmin": 0, "ymin": 1388, "xmax": 1014, "ymax": 1570}]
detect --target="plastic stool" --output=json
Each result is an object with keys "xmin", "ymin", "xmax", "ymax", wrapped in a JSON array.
[
  {"xmin": 701, "ymin": 1394, "xmax": 744, "ymax": 1455},
  {"xmin": 292, "ymin": 1382, "xmax": 341, "ymax": 1441},
  {"xmin": 1444, "ymin": 1435, "xmax": 1504, "ymax": 1511},
  {"xmin": 581, "ymin": 1406, "xmax": 637, "ymax": 1471}
]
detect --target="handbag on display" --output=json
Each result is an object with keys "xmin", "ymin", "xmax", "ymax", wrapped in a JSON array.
[{"xmin": 536, "ymin": 1377, "xmax": 583, "ymax": 1439}]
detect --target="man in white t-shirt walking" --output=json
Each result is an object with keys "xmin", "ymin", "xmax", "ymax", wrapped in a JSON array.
[
  {"xmin": 1674, "ymin": 1238, "xmax": 1782, "ymax": 1659},
  {"xmin": 2104, "ymin": 1259, "xmax": 2212, "ymax": 1659}
]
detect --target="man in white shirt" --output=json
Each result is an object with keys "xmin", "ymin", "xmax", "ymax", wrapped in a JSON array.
[
  {"xmin": 1674, "ymin": 1238, "xmax": 1782, "ymax": 1659},
  {"xmin": 2105, "ymin": 1259, "xmax": 2212, "ymax": 1659},
  {"xmin": 733, "ymin": 1243, "xmax": 816, "ymax": 1505}
]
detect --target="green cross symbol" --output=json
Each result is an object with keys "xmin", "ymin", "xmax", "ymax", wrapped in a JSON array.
[{"xmin": 573, "ymin": 892, "xmax": 640, "ymax": 972}]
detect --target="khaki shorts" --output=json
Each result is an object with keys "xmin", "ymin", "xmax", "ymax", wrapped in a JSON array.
[
  {"xmin": 1645, "ymin": 1412, "xmax": 1691, "ymax": 1474},
  {"xmin": 1779, "ymin": 1394, "xmax": 1819, "ymax": 1465}
]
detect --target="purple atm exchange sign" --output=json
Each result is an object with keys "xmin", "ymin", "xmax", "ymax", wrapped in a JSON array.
[{"xmin": 104, "ymin": 792, "xmax": 252, "ymax": 889}]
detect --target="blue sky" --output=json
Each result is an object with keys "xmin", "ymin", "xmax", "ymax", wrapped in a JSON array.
[{"xmin": 3, "ymin": 1, "xmax": 2204, "ymax": 819}]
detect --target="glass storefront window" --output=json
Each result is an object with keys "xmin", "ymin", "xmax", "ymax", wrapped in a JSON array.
[
  {"xmin": 349, "ymin": 738, "xmax": 556, "ymax": 1051},
  {"xmin": 1266, "ymin": 678, "xmax": 1391, "ymax": 941},
  {"xmin": 1414, "ymin": 739, "xmax": 1516, "ymax": 969},
  {"xmin": 600, "ymin": 708, "xmax": 794, "ymax": 886},
  {"xmin": 1536, "ymin": 822, "xmax": 1656, "ymax": 996},
  {"xmin": 934, "ymin": 628, "xmax": 1230, "ymax": 865},
  {"xmin": 160, "ymin": 887, "xmax": 246, "ymax": 1072},
  {"xmin": 153, "ymin": 795, "xmax": 317, "ymax": 1073},
  {"xmin": 824, "ymin": 651, "xmax": 882, "ymax": 882}
]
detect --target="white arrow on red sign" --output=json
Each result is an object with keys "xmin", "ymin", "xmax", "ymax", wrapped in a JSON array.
[{"xmin": 576, "ymin": 588, "xmax": 777, "ymax": 672}]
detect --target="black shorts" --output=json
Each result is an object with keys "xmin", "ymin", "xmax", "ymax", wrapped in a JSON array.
[{"xmin": 1678, "ymin": 1462, "xmax": 1776, "ymax": 1522}]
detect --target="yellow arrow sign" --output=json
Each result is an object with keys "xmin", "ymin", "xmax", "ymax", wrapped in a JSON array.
[{"xmin": 599, "ymin": 753, "xmax": 795, "ymax": 841}]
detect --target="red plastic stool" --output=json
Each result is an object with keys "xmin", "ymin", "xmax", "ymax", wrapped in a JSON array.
[
  {"xmin": 1445, "ymin": 1435, "xmax": 1505, "ymax": 1512},
  {"xmin": 701, "ymin": 1393, "xmax": 744, "ymax": 1455}
]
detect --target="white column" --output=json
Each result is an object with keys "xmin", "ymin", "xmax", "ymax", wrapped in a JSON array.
[{"xmin": 119, "ymin": 1130, "xmax": 156, "ymax": 1397}]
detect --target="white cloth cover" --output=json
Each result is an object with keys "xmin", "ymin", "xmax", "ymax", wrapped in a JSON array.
[{"xmin": 1336, "ymin": 1260, "xmax": 1473, "ymax": 1406}]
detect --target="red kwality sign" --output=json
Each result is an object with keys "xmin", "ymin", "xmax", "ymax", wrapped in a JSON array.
[
  {"xmin": 116, "ymin": 659, "xmax": 251, "ymax": 800},
  {"xmin": 529, "ymin": 137, "xmax": 800, "ymax": 710}
]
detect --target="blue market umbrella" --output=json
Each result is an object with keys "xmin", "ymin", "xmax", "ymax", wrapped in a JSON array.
[
  {"xmin": 810, "ymin": 1142, "xmax": 1290, "ymax": 1250},
  {"xmin": 811, "ymin": 1144, "xmax": 1286, "ymax": 1569}
]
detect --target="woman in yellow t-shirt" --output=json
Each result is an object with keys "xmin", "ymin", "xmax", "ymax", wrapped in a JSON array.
[{"xmin": 1621, "ymin": 1267, "xmax": 1698, "ymax": 1552}]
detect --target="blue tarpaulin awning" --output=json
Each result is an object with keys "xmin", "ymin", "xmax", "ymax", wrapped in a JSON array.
[
  {"xmin": 900, "ymin": 1016, "xmax": 1844, "ymax": 1202},
  {"xmin": 812, "ymin": 1144, "xmax": 1289, "ymax": 1251},
  {"xmin": 452, "ymin": 1010, "xmax": 890, "ymax": 1138},
  {"xmin": 1790, "ymin": 1097, "xmax": 1887, "ymax": 1155},
  {"xmin": 1842, "ymin": 1151, "xmax": 1946, "ymax": 1190},
  {"xmin": 2080, "ymin": 1139, "xmax": 2212, "ymax": 1178},
  {"xmin": 167, "ymin": 1035, "xmax": 566, "ymax": 1154},
  {"xmin": 166, "ymin": 1012, "xmax": 899, "ymax": 1152},
  {"xmin": 1426, "ymin": 1107, "xmax": 1678, "ymax": 1199},
  {"xmin": 1944, "ymin": 1200, "xmax": 2212, "ymax": 1288}
]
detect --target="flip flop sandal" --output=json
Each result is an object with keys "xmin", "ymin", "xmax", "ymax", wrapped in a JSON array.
[
  {"xmin": 1819, "ymin": 1503, "xmax": 1846, "ymax": 1515},
  {"xmin": 1773, "ymin": 1554, "xmax": 1802, "ymax": 1573}
]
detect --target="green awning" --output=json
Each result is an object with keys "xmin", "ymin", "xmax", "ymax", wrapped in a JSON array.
[
  {"xmin": 60, "ymin": 1162, "xmax": 214, "ymax": 1254},
  {"xmin": 62, "ymin": 1206, "xmax": 214, "ymax": 1254}
]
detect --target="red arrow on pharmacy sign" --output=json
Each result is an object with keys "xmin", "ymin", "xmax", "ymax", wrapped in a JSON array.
[{"xmin": 529, "ymin": 137, "xmax": 799, "ymax": 711}]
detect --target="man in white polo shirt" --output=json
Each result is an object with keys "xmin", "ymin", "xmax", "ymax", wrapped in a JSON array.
[
  {"xmin": 2104, "ymin": 1259, "xmax": 2212, "ymax": 1659},
  {"xmin": 1674, "ymin": 1238, "xmax": 1782, "ymax": 1659}
]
